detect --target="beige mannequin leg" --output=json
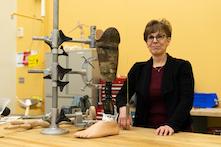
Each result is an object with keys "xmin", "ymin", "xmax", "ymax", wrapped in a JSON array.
[
  {"xmin": 4, "ymin": 120, "xmax": 49, "ymax": 130},
  {"xmin": 74, "ymin": 120, "xmax": 119, "ymax": 138}
]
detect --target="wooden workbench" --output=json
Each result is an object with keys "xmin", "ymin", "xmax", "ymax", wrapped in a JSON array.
[
  {"xmin": 191, "ymin": 108, "xmax": 221, "ymax": 117},
  {"xmin": 1, "ymin": 123, "xmax": 221, "ymax": 147},
  {"xmin": 190, "ymin": 108, "xmax": 221, "ymax": 133}
]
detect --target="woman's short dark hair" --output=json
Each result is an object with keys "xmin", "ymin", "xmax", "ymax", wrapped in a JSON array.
[{"xmin": 143, "ymin": 19, "xmax": 172, "ymax": 42}]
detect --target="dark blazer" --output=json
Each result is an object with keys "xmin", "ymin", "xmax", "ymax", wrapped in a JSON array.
[{"xmin": 116, "ymin": 54, "xmax": 194, "ymax": 132}]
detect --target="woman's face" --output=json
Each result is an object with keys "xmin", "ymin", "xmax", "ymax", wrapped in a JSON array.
[{"xmin": 146, "ymin": 31, "xmax": 171, "ymax": 56}]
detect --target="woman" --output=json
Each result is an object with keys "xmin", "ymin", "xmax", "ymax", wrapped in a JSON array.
[
  {"xmin": 74, "ymin": 19, "xmax": 194, "ymax": 138},
  {"xmin": 116, "ymin": 19, "xmax": 194, "ymax": 136}
]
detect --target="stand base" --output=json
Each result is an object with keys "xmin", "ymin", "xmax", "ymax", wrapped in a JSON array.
[{"xmin": 41, "ymin": 127, "xmax": 69, "ymax": 135}]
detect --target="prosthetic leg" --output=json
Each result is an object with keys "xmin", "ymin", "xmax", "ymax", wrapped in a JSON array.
[
  {"xmin": 74, "ymin": 27, "xmax": 121, "ymax": 138},
  {"xmin": 96, "ymin": 27, "xmax": 120, "ymax": 119}
]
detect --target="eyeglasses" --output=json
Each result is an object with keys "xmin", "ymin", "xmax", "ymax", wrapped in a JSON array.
[{"xmin": 147, "ymin": 34, "xmax": 167, "ymax": 42}]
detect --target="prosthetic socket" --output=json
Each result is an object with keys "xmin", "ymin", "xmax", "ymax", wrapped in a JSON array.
[{"xmin": 96, "ymin": 27, "xmax": 120, "ymax": 121}]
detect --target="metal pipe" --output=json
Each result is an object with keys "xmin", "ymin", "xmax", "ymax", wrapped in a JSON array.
[
  {"xmin": 89, "ymin": 26, "xmax": 96, "ymax": 48},
  {"xmin": 51, "ymin": 0, "xmax": 59, "ymax": 109},
  {"xmin": 11, "ymin": 12, "xmax": 43, "ymax": 21},
  {"xmin": 67, "ymin": 39, "xmax": 91, "ymax": 44},
  {"xmin": 28, "ymin": 69, "xmax": 86, "ymax": 76},
  {"xmin": 41, "ymin": 0, "xmax": 68, "ymax": 135},
  {"xmin": 53, "ymin": 0, "xmax": 59, "ymax": 30},
  {"xmin": 32, "ymin": 36, "xmax": 49, "ymax": 41},
  {"xmin": 28, "ymin": 69, "xmax": 44, "ymax": 73}
]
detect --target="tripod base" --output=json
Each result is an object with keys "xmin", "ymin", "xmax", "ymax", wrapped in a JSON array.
[{"xmin": 41, "ymin": 127, "xmax": 69, "ymax": 135}]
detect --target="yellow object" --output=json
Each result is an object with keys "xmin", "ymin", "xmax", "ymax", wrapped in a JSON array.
[
  {"xmin": 28, "ymin": 55, "xmax": 39, "ymax": 68},
  {"xmin": 31, "ymin": 96, "xmax": 42, "ymax": 101}
]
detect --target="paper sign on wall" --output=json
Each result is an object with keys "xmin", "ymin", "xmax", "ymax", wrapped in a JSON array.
[{"xmin": 28, "ymin": 54, "xmax": 39, "ymax": 67}]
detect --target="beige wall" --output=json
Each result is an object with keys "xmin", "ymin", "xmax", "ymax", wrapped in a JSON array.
[
  {"xmin": 0, "ymin": 0, "xmax": 16, "ymax": 113},
  {"xmin": 16, "ymin": 0, "xmax": 221, "ymax": 115}
]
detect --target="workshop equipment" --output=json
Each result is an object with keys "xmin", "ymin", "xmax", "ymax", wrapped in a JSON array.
[
  {"xmin": 193, "ymin": 93, "xmax": 218, "ymax": 108},
  {"xmin": 31, "ymin": 0, "xmax": 96, "ymax": 135},
  {"xmin": 0, "ymin": 98, "xmax": 10, "ymax": 116},
  {"xmin": 17, "ymin": 97, "xmax": 41, "ymax": 117},
  {"xmin": 29, "ymin": 0, "xmax": 122, "ymax": 135}
]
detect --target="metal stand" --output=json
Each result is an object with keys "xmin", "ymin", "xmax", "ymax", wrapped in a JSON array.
[
  {"xmin": 32, "ymin": 0, "xmax": 96, "ymax": 135},
  {"xmin": 41, "ymin": 0, "xmax": 67, "ymax": 135},
  {"xmin": 41, "ymin": 108, "xmax": 68, "ymax": 135}
]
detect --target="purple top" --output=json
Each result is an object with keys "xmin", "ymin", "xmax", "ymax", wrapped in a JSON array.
[{"xmin": 147, "ymin": 66, "xmax": 167, "ymax": 128}]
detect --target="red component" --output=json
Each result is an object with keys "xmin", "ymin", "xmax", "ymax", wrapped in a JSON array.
[
  {"xmin": 22, "ymin": 51, "xmax": 31, "ymax": 65},
  {"xmin": 99, "ymin": 76, "xmax": 126, "ymax": 100},
  {"xmin": 96, "ymin": 104, "xmax": 104, "ymax": 120}
]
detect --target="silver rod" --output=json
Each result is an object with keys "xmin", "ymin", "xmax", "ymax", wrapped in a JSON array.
[
  {"xmin": 28, "ymin": 69, "xmax": 87, "ymax": 76},
  {"xmin": 28, "ymin": 69, "xmax": 44, "ymax": 73},
  {"xmin": 89, "ymin": 26, "xmax": 96, "ymax": 48},
  {"xmin": 28, "ymin": 69, "xmax": 85, "ymax": 75},
  {"xmin": 52, "ymin": 0, "xmax": 59, "ymax": 108},
  {"xmin": 53, "ymin": 0, "xmax": 58, "ymax": 30},
  {"xmin": 46, "ymin": 0, "xmax": 60, "ymax": 133},
  {"xmin": 67, "ymin": 39, "xmax": 91, "ymax": 44},
  {"xmin": 32, "ymin": 36, "xmax": 49, "ymax": 41},
  {"xmin": 69, "ymin": 71, "xmax": 86, "ymax": 75}
]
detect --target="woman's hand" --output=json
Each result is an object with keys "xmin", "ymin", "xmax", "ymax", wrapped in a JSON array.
[
  {"xmin": 118, "ymin": 106, "xmax": 132, "ymax": 129},
  {"xmin": 155, "ymin": 125, "xmax": 174, "ymax": 136}
]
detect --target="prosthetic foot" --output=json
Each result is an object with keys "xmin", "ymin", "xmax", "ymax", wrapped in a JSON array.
[{"xmin": 74, "ymin": 120, "xmax": 119, "ymax": 138}]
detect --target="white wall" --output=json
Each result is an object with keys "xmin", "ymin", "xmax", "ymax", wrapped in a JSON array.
[{"xmin": 0, "ymin": 0, "xmax": 16, "ymax": 113}]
